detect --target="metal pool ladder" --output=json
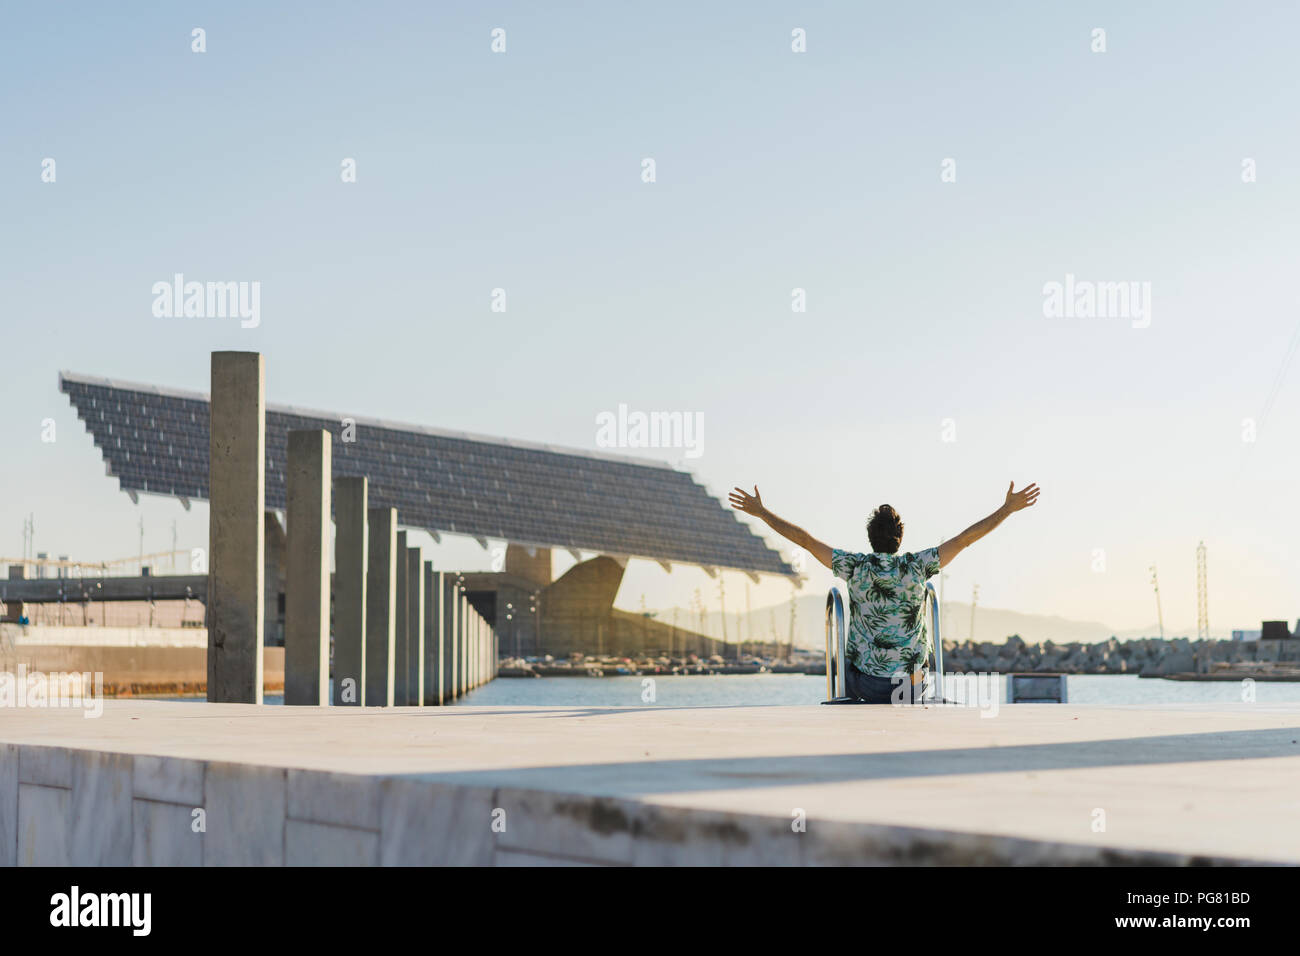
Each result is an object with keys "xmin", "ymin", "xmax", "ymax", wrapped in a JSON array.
[
  {"xmin": 821, "ymin": 581, "xmax": 946, "ymax": 704},
  {"xmin": 821, "ymin": 588, "xmax": 853, "ymax": 704},
  {"xmin": 924, "ymin": 580, "xmax": 946, "ymax": 702}
]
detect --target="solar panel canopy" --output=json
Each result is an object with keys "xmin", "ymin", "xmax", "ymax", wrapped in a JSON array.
[{"xmin": 60, "ymin": 372, "xmax": 794, "ymax": 577}]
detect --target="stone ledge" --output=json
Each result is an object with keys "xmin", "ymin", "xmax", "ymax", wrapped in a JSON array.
[{"xmin": 0, "ymin": 741, "xmax": 1279, "ymax": 868}]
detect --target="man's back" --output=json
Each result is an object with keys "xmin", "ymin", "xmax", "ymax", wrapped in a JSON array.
[
  {"xmin": 728, "ymin": 482, "xmax": 1038, "ymax": 699},
  {"xmin": 831, "ymin": 547, "xmax": 941, "ymax": 678}
]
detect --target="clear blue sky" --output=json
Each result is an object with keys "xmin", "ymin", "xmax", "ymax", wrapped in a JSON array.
[{"xmin": 2, "ymin": 1, "xmax": 1297, "ymax": 636}]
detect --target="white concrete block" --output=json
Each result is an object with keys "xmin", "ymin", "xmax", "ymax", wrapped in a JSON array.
[
  {"xmin": 0, "ymin": 743, "xmax": 16, "ymax": 866},
  {"xmin": 494, "ymin": 787, "xmax": 636, "ymax": 865},
  {"xmin": 133, "ymin": 755, "xmax": 205, "ymax": 805},
  {"xmin": 287, "ymin": 769, "xmax": 380, "ymax": 831},
  {"xmin": 133, "ymin": 799, "xmax": 203, "ymax": 866},
  {"xmin": 18, "ymin": 745, "xmax": 71, "ymax": 788},
  {"xmin": 203, "ymin": 761, "xmax": 285, "ymax": 866},
  {"xmin": 630, "ymin": 804, "xmax": 801, "ymax": 866},
  {"xmin": 285, "ymin": 819, "xmax": 378, "ymax": 866},
  {"xmin": 69, "ymin": 750, "xmax": 132, "ymax": 865},
  {"xmin": 378, "ymin": 778, "xmax": 495, "ymax": 866},
  {"xmin": 17, "ymin": 783, "xmax": 69, "ymax": 866}
]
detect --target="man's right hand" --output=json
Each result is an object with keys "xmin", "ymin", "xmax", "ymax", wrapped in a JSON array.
[
  {"xmin": 1003, "ymin": 481, "xmax": 1041, "ymax": 514},
  {"xmin": 728, "ymin": 485, "xmax": 766, "ymax": 518},
  {"xmin": 728, "ymin": 485, "xmax": 834, "ymax": 571}
]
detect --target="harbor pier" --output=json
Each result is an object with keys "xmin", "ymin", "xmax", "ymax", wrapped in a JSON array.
[{"xmin": 2, "ymin": 700, "xmax": 1298, "ymax": 866}]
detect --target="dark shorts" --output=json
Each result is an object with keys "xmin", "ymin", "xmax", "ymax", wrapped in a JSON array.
[{"xmin": 844, "ymin": 665, "xmax": 926, "ymax": 705}]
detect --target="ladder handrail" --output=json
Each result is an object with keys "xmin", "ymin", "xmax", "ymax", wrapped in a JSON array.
[
  {"xmin": 925, "ymin": 580, "xmax": 944, "ymax": 701},
  {"xmin": 825, "ymin": 588, "xmax": 846, "ymax": 701},
  {"xmin": 826, "ymin": 582, "xmax": 942, "ymax": 704}
]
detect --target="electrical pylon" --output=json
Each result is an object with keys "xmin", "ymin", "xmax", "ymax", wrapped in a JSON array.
[
  {"xmin": 1149, "ymin": 565, "xmax": 1165, "ymax": 640},
  {"xmin": 1196, "ymin": 542, "xmax": 1209, "ymax": 640}
]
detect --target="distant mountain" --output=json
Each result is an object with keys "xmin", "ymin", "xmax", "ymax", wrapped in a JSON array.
[{"xmin": 641, "ymin": 595, "xmax": 1214, "ymax": 650}]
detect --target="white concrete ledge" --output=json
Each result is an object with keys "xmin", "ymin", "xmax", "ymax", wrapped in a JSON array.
[
  {"xmin": 2, "ymin": 701, "xmax": 1298, "ymax": 866},
  {"xmin": 1, "ymin": 624, "xmax": 208, "ymax": 648}
]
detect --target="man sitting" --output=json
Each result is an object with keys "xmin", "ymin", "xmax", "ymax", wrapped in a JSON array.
[{"xmin": 728, "ymin": 482, "xmax": 1040, "ymax": 703}]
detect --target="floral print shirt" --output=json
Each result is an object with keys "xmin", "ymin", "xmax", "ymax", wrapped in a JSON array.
[{"xmin": 830, "ymin": 547, "xmax": 942, "ymax": 678}]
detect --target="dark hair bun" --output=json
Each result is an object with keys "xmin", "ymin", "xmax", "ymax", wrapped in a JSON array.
[{"xmin": 866, "ymin": 504, "xmax": 905, "ymax": 554}]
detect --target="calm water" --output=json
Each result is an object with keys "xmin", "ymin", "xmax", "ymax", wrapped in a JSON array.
[
  {"xmin": 444, "ymin": 673, "xmax": 1300, "ymax": 708},
  {"xmin": 238, "ymin": 673, "xmax": 1300, "ymax": 707}
]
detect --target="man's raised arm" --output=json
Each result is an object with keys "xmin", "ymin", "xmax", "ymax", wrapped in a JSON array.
[
  {"xmin": 728, "ymin": 485, "xmax": 834, "ymax": 571},
  {"xmin": 937, "ymin": 481, "xmax": 1040, "ymax": 567}
]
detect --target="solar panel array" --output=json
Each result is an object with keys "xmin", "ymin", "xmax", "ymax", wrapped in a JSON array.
[{"xmin": 60, "ymin": 373, "xmax": 793, "ymax": 576}]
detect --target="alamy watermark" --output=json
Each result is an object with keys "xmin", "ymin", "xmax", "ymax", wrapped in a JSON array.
[
  {"xmin": 152, "ymin": 273, "xmax": 260, "ymax": 328},
  {"xmin": 595, "ymin": 404, "xmax": 703, "ymax": 458},
  {"xmin": 1, "ymin": 665, "xmax": 104, "ymax": 718},
  {"xmin": 911, "ymin": 670, "xmax": 1001, "ymax": 717},
  {"xmin": 1042, "ymin": 273, "xmax": 1150, "ymax": 329},
  {"xmin": 50, "ymin": 886, "xmax": 150, "ymax": 936}
]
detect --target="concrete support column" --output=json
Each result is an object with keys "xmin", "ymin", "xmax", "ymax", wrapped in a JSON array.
[
  {"xmin": 454, "ymin": 594, "xmax": 464, "ymax": 699},
  {"xmin": 332, "ymin": 477, "xmax": 367, "ymax": 706},
  {"xmin": 462, "ymin": 590, "xmax": 473, "ymax": 697},
  {"xmin": 364, "ymin": 508, "xmax": 396, "ymax": 707},
  {"xmin": 393, "ymin": 532, "xmax": 409, "ymax": 705},
  {"xmin": 207, "ymin": 351, "xmax": 265, "ymax": 704},
  {"xmin": 468, "ymin": 612, "xmax": 476, "ymax": 691},
  {"xmin": 475, "ymin": 616, "xmax": 482, "ymax": 688},
  {"xmin": 423, "ymin": 566, "xmax": 443, "ymax": 705},
  {"xmin": 407, "ymin": 548, "xmax": 424, "ymax": 707},
  {"xmin": 470, "ymin": 614, "xmax": 477, "ymax": 689},
  {"xmin": 263, "ymin": 512, "xmax": 286, "ymax": 646},
  {"xmin": 465, "ymin": 610, "xmax": 473, "ymax": 692},
  {"xmin": 284, "ymin": 430, "xmax": 331, "ymax": 705},
  {"xmin": 443, "ymin": 578, "xmax": 459, "ymax": 702}
]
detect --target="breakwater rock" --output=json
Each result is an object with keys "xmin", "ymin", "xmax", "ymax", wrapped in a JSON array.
[{"xmin": 941, "ymin": 634, "xmax": 1300, "ymax": 677}]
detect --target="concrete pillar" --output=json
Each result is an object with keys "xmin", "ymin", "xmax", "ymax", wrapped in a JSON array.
[
  {"xmin": 207, "ymin": 351, "xmax": 265, "ymax": 704},
  {"xmin": 465, "ymin": 609, "xmax": 473, "ymax": 692},
  {"xmin": 365, "ymin": 508, "xmax": 396, "ymax": 707},
  {"xmin": 284, "ymin": 430, "xmax": 331, "ymax": 705},
  {"xmin": 454, "ymin": 594, "xmax": 464, "ymax": 698},
  {"xmin": 407, "ymin": 547, "xmax": 424, "ymax": 706},
  {"xmin": 423, "ymin": 566, "xmax": 442, "ymax": 705},
  {"xmin": 264, "ymin": 512, "xmax": 286, "ymax": 646},
  {"xmin": 332, "ymin": 477, "xmax": 367, "ymax": 706},
  {"xmin": 468, "ymin": 611, "xmax": 476, "ymax": 691},
  {"xmin": 462, "ymin": 590, "xmax": 473, "ymax": 697},
  {"xmin": 475, "ymin": 615, "xmax": 482, "ymax": 688},
  {"xmin": 470, "ymin": 614, "xmax": 477, "ymax": 689},
  {"xmin": 443, "ymin": 578, "xmax": 459, "ymax": 702},
  {"xmin": 393, "ymin": 532, "xmax": 409, "ymax": 705}
]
